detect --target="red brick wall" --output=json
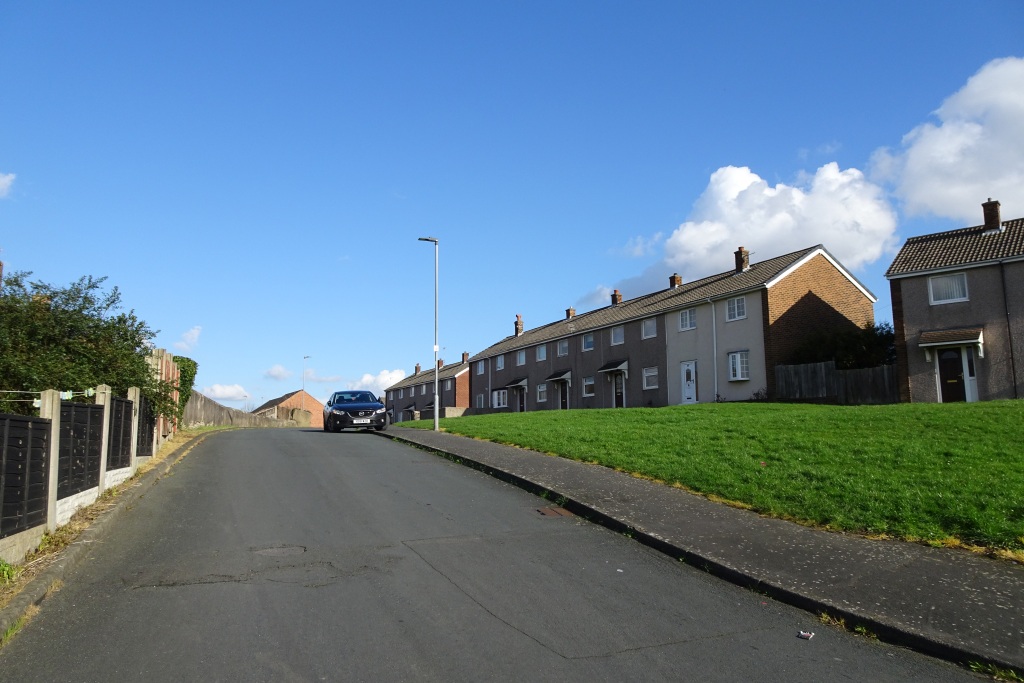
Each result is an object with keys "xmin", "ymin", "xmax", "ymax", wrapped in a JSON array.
[
  {"xmin": 763, "ymin": 253, "xmax": 875, "ymax": 396},
  {"xmin": 277, "ymin": 390, "xmax": 324, "ymax": 428},
  {"xmin": 455, "ymin": 370, "xmax": 470, "ymax": 408}
]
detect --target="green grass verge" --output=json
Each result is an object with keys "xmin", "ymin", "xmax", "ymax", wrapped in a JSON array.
[{"xmin": 400, "ymin": 401, "xmax": 1024, "ymax": 550}]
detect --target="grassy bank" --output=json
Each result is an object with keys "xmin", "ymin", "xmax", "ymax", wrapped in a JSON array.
[{"xmin": 402, "ymin": 401, "xmax": 1024, "ymax": 551}]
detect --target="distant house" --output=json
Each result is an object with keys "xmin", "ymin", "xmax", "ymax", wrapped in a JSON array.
[
  {"xmin": 252, "ymin": 389, "xmax": 324, "ymax": 428},
  {"xmin": 885, "ymin": 199, "xmax": 1024, "ymax": 403},
  {"xmin": 468, "ymin": 245, "xmax": 875, "ymax": 412},
  {"xmin": 384, "ymin": 353, "xmax": 471, "ymax": 422}
]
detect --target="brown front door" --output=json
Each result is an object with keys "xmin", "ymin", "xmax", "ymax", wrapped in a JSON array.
[
  {"xmin": 559, "ymin": 382, "xmax": 569, "ymax": 410},
  {"xmin": 613, "ymin": 373, "xmax": 625, "ymax": 408},
  {"xmin": 938, "ymin": 348, "xmax": 966, "ymax": 403},
  {"xmin": 518, "ymin": 388, "xmax": 526, "ymax": 412}
]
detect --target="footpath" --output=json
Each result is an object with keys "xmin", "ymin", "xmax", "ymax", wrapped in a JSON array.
[{"xmin": 381, "ymin": 427, "xmax": 1024, "ymax": 676}]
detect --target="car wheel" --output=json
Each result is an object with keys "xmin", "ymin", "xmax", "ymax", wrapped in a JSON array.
[
  {"xmin": 322, "ymin": 419, "xmax": 328, "ymax": 432},
  {"xmin": 375, "ymin": 422, "xmax": 388, "ymax": 432}
]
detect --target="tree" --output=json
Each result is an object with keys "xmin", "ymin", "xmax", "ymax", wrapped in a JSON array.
[
  {"xmin": 789, "ymin": 322, "xmax": 896, "ymax": 370},
  {"xmin": 0, "ymin": 270, "xmax": 179, "ymax": 416}
]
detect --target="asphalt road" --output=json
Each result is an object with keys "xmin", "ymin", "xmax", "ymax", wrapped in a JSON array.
[{"xmin": 0, "ymin": 429, "xmax": 977, "ymax": 682}]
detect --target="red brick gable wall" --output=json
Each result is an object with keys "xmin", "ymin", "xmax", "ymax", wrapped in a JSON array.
[
  {"xmin": 277, "ymin": 390, "xmax": 324, "ymax": 428},
  {"xmin": 763, "ymin": 253, "xmax": 875, "ymax": 396}
]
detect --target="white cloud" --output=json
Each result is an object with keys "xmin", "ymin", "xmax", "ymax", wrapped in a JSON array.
[
  {"xmin": 662, "ymin": 163, "xmax": 898, "ymax": 279},
  {"xmin": 348, "ymin": 369, "xmax": 406, "ymax": 396},
  {"xmin": 0, "ymin": 172, "xmax": 15, "ymax": 198},
  {"xmin": 613, "ymin": 233, "xmax": 664, "ymax": 258},
  {"xmin": 577, "ymin": 284, "xmax": 614, "ymax": 309},
  {"xmin": 871, "ymin": 57, "xmax": 1024, "ymax": 222},
  {"xmin": 264, "ymin": 364, "xmax": 292, "ymax": 381},
  {"xmin": 173, "ymin": 325, "xmax": 201, "ymax": 352},
  {"xmin": 304, "ymin": 369, "xmax": 343, "ymax": 384},
  {"xmin": 203, "ymin": 384, "xmax": 248, "ymax": 401}
]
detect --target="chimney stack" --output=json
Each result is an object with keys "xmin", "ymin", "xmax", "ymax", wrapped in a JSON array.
[
  {"xmin": 462, "ymin": 351, "xmax": 469, "ymax": 363},
  {"xmin": 566, "ymin": 307, "xmax": 576, "ymax": 319},
  {"xmin": 734, "ymin": 246, "xmax": 750, "ymax": 274},
  {"xmin": 611, "ymin": 289, "xmax": 623, "ymax": 305},
  {"xmin": 415, "ymin": 363, "xmax": 421, "ymax": 374},
  {"xmin": 983, "ymin": 198, "xmax": 1002, "ymax": 233},
  {"xmin": 669, "ymin": 273, "xmax": 682, "ymax": 288},
  {"xmin": 515, "ymin": 314, "xmax": 524, "ymax": 337},
  {"xmin": 437, "ymin": 359, "xmax": 444, "ymax": 369}
]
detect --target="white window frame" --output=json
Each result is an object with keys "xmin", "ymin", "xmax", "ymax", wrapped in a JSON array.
[
  {"xmin": 928, "ymin": 272, "xmax": 969, "ymax": 305},
  {"xmin": 420, "ymin": 384, "xmax": 426, "ymax": 395},
  {"xmin": 492, "ymin": 389, "xmax": 508, "ymax": 408},
  {"xmin": 537, "ymin": 383, "xmax": 547, "ymax": 403},
  {"xmin": 399, "ymin": 389, "xmax": 404, "ymax": 399},
  {"xmin": 679, "ymin": 308, "xmax": 697, "ymax": 331},
  {"xmin": 582, "ymin": 332, "xmax": 594, "ymax": 351},
  {"xmin": 642, "ymin": 317, "xmax": 657, "ymax": 339},
  {"xmin": 642, "ymin": 366, "xmax": 659, "ymax": 390},
  {"xmin": 582, "ymin": 376, "xmax": 595, "ymax": 397},
  {"xmin": 475, "ymin": 394, "xmax": 484, "ymax": 409},
  {"xmin": 611, "ymin": 325, "xmax": 624, "ymax": 346},
  {"xmin": 496, "ymin": 355, "xmax": 504, "ymax": 371},
  {"xmin": 536, "ymin": 345, "xmax": 547, "ymax": 362},
  {"xmin": 728, "ymin": 351, "xmax": 750, "ymax": 381},
  {"xmin": 516, "ymin": 349, "xmax": 526, "ymax": 366},
  {"xmin": 557, "ymin": 339, "xmax": 569, "ymax": 357},
  {"xmin": 444, "ymin": 379, "xmax": 452, "ymax": 391},
  {"xmin": 726, "ymin": 297, "xmax": 746, "ymax": 322},
  {"xmin": 476, "ymin": 360, "xmax": 485, "ymax": 375}
]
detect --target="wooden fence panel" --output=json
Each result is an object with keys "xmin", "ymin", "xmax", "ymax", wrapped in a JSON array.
[
  {"xmin": 0, "ymin": 414, "xmax": 50, "ymax": 539},
  {"xmin": 775, "ymin": 362, "xmax": 897, "ymax": 405},
  {"xmin": 58, "ymin": 402, "xmax": 103, "ymax": 498}
]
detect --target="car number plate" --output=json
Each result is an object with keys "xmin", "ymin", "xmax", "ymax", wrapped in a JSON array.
[{"xmin": 352, "ymin": 419, "xmax": 370, "ymax": 424}]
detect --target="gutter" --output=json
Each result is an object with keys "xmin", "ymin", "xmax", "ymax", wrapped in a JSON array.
[{"xmin": 1000, "ymin": 261, "xmax": 1020, "ymax": 399}]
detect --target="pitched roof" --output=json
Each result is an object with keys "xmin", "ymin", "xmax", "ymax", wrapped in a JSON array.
[
  {"xmin": 252, "ymin": 389, "xmax": 307, "ymax": 414},
  {"xmin": 385, "ymin": 360, "xmax": 469, "ymax": 392},
  {"xmin": 886, "ymin": 217, "xmax": 1024, "ymax": 278},
  {"xmin": 471, "ymin": 245, "xmax": 870, "ymax": 361}
]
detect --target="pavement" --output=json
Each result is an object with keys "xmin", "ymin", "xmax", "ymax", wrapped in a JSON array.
[{"xmin": 380, "ymin": 426, "xmax": 1024, "ymax": 676}]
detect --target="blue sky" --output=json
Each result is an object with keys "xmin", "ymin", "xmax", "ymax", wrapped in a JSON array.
[{"xmin": 2, "ymin": 2, "xmax": 1023, "ymax": 408}]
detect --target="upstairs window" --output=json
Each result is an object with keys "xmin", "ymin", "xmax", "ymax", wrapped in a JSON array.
[
  {"xmin": 420, "ymin": 385, "xmax": 426, "ymax": 395},
  {"xmin": 726, "ymin": 296, "xmax": 746, "ymax": 321},
  {"xmin": 611, "ymin": 325, "xmax": 625, "ymax": 345},
  {"xmin": 557, "ymin": 339, "xmax": 569, "ymax": 356},
  {"xmin": 516, "ymin": 349, "xmax": 526, "ymax": 366},
  {"xmin": 679, "ymin": 308, "xmax": 696, "ymax": 331},
  {"xmin": 444, "ymin": 379, "xmax": 452, "ymax": 391},
  {"xmin": 476, "ymin": 360, "xmax": 485, "ymax": 375},
  {"xmin": 496, "ymin": 355, "xmax": 504, "ymax": 371},
  {"xmin": 929, "ymin": 273, "xmax": 968, "ymax": 304},
  {"xmin": 582, "ymin": 333, "xmax": 594, "ymax": 351},
  {"xmin": 642, "ymin": 318, "xmax": 657, "ymax": 339},
  {"xmin": 536, "ymin": 345, "xmax": 547, "ymax": 362}
]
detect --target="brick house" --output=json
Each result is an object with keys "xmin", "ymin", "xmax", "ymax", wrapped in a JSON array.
[
  {"xmin": 384, "ymin": 353, "xmax": 471, "ymax": 423},
  {"xmin": 885, "ymin": 199, "xmax": 1024, "ymax": 403},
  {"xmin": 468, "ymin": 245, "xmax": 875, "ymax": 412},
  {"xmin": 252, "ymin": 389, "xmax": 324, "ymax": 428}
]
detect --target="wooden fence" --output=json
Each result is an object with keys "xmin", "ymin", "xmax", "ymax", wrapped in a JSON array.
[{"xmin": 775, "ymin": 361, "xmax": 898, "ymax": 405}]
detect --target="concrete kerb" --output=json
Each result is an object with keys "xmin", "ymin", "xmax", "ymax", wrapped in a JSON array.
[
  {"xmin": 0, "ymin": 431, "xmax": 212, "ymax": 646},
  {"xmin": 376, "ymin": 430, "xmax": 1020, "ymax": 678}
]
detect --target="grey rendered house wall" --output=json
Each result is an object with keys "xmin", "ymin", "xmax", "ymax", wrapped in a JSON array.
[
  {"xmin": 470, "ymin": 316, "xmax": 670, "ymax": 413},
  {"xmin": 899, "ymin": 261, "xmax": 1024, "ymax": 401},
  {"xmin": 665, "ymin": 290, "xmax": 768, "ymax": 403}
]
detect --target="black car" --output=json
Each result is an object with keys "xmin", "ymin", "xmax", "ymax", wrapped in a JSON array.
[{"xmin": 322, "ymin": 391, "xmax": 388, "ymax": 432}]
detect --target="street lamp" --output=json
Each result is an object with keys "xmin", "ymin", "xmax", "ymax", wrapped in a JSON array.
[
  {"xmin": 302, "ymin": 355, "xmax": 310, "ymax": 411},
  {"xmin": 418, "ymin": 236, "xmax": 440, "ymax": 431}
]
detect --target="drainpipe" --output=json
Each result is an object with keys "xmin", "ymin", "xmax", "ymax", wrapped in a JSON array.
[
  {"xmin": 707, "ymin": 298, "xmax": 719, "ymax": 400},
  {"xmin": 1001, "ymin": 261, "xmax": 1019, "ymax": 399}
]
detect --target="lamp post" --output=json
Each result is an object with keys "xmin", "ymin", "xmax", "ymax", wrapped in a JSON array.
[
  {"xmin": 418, "ymin": 236, "xmax": 440, "ymax": 431},
  {"xmin": 302, "ymin": 355, "xmax": 310, "ymax": 411}
]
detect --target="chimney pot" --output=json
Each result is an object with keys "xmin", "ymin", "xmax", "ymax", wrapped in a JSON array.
[
  {"xmin": 983, "ymin": 198, "xmax": 1002, "ymax": 232},
  {"xmin": 566, "ymin": 307, "xmax": 576, "ymax": 319},
  {"xmin": 669, "ymin": 273, "xmax": 683, "ymax": 288},
  {"xmin": 515, "ymin": 314, "xmax": 524, "ymax": 337},
  {"xmin": 734, "ymin": 246, "xmax": 750, "ymax": 274},
  {"xmin": 611, "ymin": 289, "xmax": 623, "ymax": 305}
]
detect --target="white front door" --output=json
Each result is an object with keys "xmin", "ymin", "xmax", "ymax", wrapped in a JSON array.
[{"xmin": 681, "ymin": 361, "xmax": 697, "ymax": 404}]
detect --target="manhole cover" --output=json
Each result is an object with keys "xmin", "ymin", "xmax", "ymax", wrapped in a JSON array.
[{"xmin": 253, "ymin": 545, "xmax": 307, "ymax": 557}]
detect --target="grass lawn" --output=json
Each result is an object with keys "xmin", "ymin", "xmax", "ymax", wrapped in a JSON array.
[{"xmin": 401, "ymin": 401, "xmax": 1024, "ymax": 551}]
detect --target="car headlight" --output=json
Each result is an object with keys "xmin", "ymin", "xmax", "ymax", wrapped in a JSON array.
[
  {"xmin": 332, "ymin": 408, "xmax": 345, "ymax": 415},
  {"xmin": 375, "ymin": 407, "xmax": 386, "ymax": 414}
]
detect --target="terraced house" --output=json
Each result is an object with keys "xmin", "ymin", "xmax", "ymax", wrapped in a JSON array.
[
  {"xmin": 886, "ymin": 199, "xmax": 1024, "ymax": 403},
  {"xmin": 468, "ymin": 245, "xmax": 875, "ymax": 413},
  {"xmin": 385, "ymin": 353, "xmax": 471, "ymax": 422}
]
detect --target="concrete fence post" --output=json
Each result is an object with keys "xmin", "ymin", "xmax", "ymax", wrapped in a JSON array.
[
  {"xmin": 127, "ymin": 386, "xmax": 141, "ymax": 475},
  {"xmin": 39, "ymin": 389, "xmax": 61, "ymax": 534},
  {"xmin": 94, "ymin": 384, "xmax": 112, "ymax": 492}
]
